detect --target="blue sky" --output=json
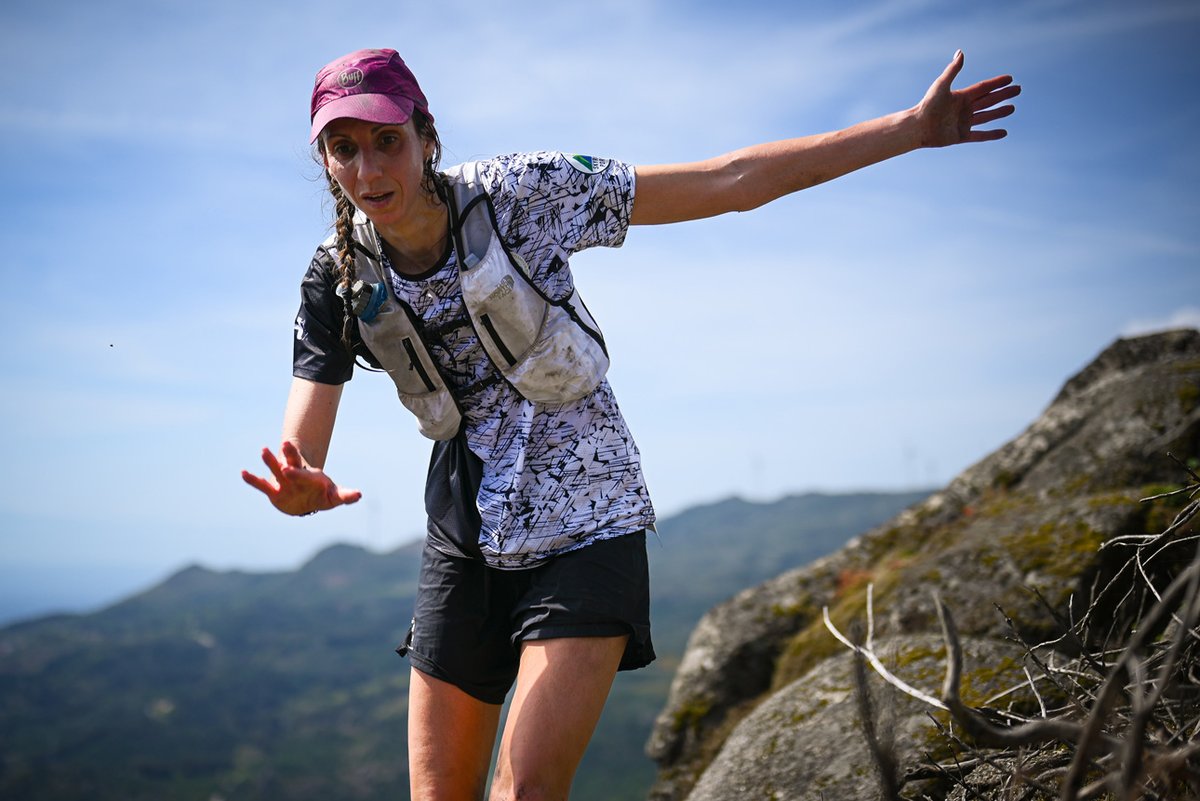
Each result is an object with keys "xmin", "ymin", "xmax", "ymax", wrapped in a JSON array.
[{"xmin": 1, "ymin": 0, "xmax": 1198, "ymax": 623}]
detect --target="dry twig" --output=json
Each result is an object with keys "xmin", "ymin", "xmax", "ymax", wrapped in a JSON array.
[{"xmin": 825, "ymin": 455, "xmax": 1200, "ymax": 799}]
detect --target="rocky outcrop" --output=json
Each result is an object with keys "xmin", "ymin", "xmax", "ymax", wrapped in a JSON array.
[
  {"xmin": 647, "ymin": 329, "xmax": 1200, "ymax": 801},
  {"xmin": 684, "ymin": 635, "xmax": 1026, "ymax": 801}
]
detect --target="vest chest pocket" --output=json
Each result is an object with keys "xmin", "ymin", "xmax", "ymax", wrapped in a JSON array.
[{"xmin": 461, "ymin": 239, "xmax": 549, "ymax": 370}]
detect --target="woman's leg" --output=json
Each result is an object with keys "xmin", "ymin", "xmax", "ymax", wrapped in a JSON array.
[
  {"xmin": 409, "ymin": 666, "xmax": 504, "ymax": 801},
  {"xmin": 488, "ymin": 635, "xmax": 629, "ymax": 801}
]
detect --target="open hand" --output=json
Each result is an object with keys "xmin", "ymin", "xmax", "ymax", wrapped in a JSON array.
[
  {"xmin": 242, "ymin": 440, "xmax": 362, "ymax": 516},
  {"xmin": 917, "ymin": 50, "xmax": 1020, "ymax": 147}
]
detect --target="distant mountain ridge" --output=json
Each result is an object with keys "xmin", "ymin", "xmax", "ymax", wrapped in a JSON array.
[{"xmin": 0, "ymin": 490, "xmax": 927, "ymax": 800}]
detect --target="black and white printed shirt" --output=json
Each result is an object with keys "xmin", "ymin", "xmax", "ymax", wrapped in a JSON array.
[{"xmin": 293, "ymin": 152, "xmax": 655, "ymax": 568}]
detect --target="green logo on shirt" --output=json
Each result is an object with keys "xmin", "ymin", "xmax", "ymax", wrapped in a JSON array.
[{"xmin": 568, "ymin": 154, "xmax": 608, "ymax": 174}]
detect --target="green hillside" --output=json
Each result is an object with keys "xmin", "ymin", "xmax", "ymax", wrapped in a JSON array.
[{"xmin": 0, "ymin": 490, "xmax": 927, "ymax": 801}]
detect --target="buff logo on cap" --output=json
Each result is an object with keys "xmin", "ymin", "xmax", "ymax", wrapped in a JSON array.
[
  {"xmin": 568, "ymin": 154, "xmax": 608, "ymax": 174},
  {"xmin": 338, "ymin": 68, "xmax": 365, "ymax": 88}
]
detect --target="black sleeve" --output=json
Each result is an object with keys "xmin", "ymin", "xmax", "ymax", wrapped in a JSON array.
[{"xmin": 292, "ymin": 246, "xmax": 379, "ymax": 383}]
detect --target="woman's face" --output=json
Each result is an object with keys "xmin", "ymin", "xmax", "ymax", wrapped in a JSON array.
[{"xmin": 321, "ymin": 117, "xmax": 434, "ymax": 233}]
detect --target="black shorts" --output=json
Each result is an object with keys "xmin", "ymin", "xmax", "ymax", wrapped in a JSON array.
[{"xmin": 397, "ymin": 532, "xmax": 656, "ymax": 705}]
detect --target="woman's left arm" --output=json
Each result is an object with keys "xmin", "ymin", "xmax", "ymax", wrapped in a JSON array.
[{"xmin": 630, "ymin": 51, "xmax": 1019, "ymax": 226}]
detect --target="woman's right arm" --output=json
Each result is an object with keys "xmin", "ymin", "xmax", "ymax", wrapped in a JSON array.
[{"xmin": 242, "ymin": 377, "xmax": 362, "ymax": 516}]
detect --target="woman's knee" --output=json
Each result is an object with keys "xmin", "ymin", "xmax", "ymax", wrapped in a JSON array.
[{"xmin": 488, "ymin": 774, "xmax": 570, "ymax": 801}]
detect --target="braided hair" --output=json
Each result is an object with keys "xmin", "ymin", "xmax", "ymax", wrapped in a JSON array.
[
  {"xmin": 325, "ymin": 175, "xmax": 359, "ymax": 351},
  {"xmin": 322, "ymin": 110, "xmax": 445, "ymax": 353}
]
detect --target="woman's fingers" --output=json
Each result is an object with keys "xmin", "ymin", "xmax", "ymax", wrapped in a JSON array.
[
  {"xmin": 935, "ymin": 50, "xmax": 965, "ymax": 91},
  {"xmin": 972, "ymin": 105, "xmax": 1016, "ymax": 126},
  {"xmin": 241, "ymin": 470, "xmax": 276, "ymax": 497},
  {"xmin": 962, "ymin": 73, "xmax": 1015, "ymax": 99},
  {"xmin": 281, "ymin": 440, "xmax": 305, "ymax": 469},
  {"xmin": 966, "ymin": 127, "xmax": 1008, "ymax": 143},
  {"xmin": 336, "ymin": 486, "xmax": 363, "ymax": 505},
  {"xmin": 246, "ymin": 443, "xmax": 360, "ymax": 515},
  {"xmin": 260, "ymin": 446, "xmax": 286, "ymax": 483},
  {"xmin": 970, "ymin": 83, "xmax": 1021, "ymax": 113}
]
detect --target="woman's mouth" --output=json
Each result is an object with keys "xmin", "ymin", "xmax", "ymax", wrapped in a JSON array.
[{"xmin": 361, "ymin": 191, "xmax": 394, "ymax": 206}]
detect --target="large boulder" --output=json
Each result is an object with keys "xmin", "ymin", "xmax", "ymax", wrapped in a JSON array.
[
  {"xmin": 686, "ymin": 635, "xmax": 1031, "ymax": 801},
  {"xmin": 647, "ymin": 329, "xmax": 1200, "ymax": 801}
]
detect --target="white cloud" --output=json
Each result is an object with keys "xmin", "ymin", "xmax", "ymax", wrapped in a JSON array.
[{"xmin": 1123, "ymin": 307, "xmax": 1200, "ymax": 336}]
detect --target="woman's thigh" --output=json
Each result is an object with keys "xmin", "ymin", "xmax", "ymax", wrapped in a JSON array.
[
  {"xmin": 489, "ymin": 635, "xmax": 629, "ymax": 801},
  {"xmin": 408, "ymin": 667, "xmax": 503, "ymax": 801}
]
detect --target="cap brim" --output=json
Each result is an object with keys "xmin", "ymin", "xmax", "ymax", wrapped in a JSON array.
[{"xmin": 309, "ymin": 94, "xmax": 417, "ymax": 143}]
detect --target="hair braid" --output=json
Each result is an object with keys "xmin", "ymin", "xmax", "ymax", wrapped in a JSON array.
[{"xmin": 326, "ymin": 174, "xmax": 358, "ymax": 352}]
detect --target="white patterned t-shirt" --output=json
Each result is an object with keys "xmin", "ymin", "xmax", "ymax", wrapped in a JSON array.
[{"xmin": 303, "ymin": 152, "xmax": 655, "ymax": 568}]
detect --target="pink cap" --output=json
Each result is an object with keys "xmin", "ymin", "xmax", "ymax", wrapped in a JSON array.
[{"xmin": 309, "ymin": 48, "xmax": 432, "ymax": 143}]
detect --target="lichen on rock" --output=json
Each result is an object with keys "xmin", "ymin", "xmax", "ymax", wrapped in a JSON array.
[{"xmin": 647, "ymin": 329, "xmax": 1200, "ymax": 801}]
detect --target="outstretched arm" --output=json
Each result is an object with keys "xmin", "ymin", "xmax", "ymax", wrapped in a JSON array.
[
  {"xmin": 242, "ymin": 377, "xmax": 362, "ymax": 516},
  {"xmin": 630, "ymin": 51, "xmax": 1019, "ymax": 226}
]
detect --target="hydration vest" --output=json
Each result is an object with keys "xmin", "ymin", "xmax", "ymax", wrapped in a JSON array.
[{"xmin": 328, "ymin": 162, "xmax": 610, "ymax": 440}]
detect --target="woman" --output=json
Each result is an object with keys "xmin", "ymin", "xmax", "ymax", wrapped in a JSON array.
[{"xmin": 243, "ymin": 47, "xmax": 1018, "ymax": 801}]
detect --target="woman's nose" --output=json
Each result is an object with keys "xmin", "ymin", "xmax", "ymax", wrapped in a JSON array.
[{"xmin": 357, "ymin": 148, "xmax": 384, "ymax": 181}]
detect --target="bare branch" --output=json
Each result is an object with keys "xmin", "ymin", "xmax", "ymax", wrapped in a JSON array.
[
  {"xmin": 1167, "ymin": 451, "xmax": 1200, "ymax": 484},
  {"xmin": 822, "ymin": 599, "xmax": 950, "ymax": 711},
  {"xmin": 838, "ymin": 454, "xmax": 1200, "ymax": 800}
]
